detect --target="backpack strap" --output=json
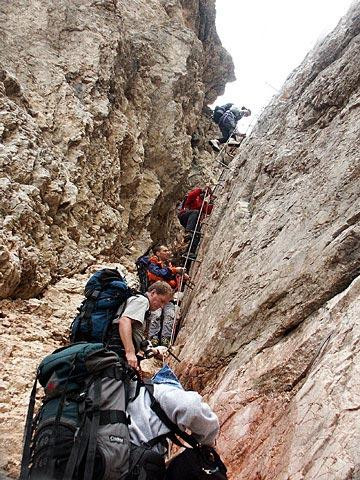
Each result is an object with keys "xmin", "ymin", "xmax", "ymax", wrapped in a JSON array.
[
  {"xmin": 71, "ymin": 296, "xmax": 97, "ymax": 342},
  {"xmin": 19, "ymin": 373, "xmax": 38, "ymax": 480},
  {"xmin": 145, "ymin": 433, "xmax": 169, "ymax": 449},
  {"xmin": 98, "ymin": 409, "xmax": 129, "ymax": 425},
  {"xmin": 84, "ymin": 377, "xmax": 102, "ymax": 480},
  {"xmin": 63, "ymin": 405, "xmax": 91, "ymax": 480},
  {"xmin": 63, "ymin": 400, "xmax": 130, "ymax": 480},
  {"xmin": 143, "ymin": 383, "xmax": 199, "ymax": 449},
  {"xmin": 45, "ymin": 358, "xmax": 78, "ymax": 479}
]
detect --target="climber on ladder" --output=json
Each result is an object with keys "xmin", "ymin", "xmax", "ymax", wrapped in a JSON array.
[
  {"xmin": 177, "ymin": 186, "xmax": 215, "ymax": 261},
  {"xmin": 171, "ymin": 133, "xmax": 238, "ymax": 345},
  {"xmin": 209, "ymin": 104, "xmax": 251, "ymax": 153},
  {"xmin": 170, "ymin": 110, "xmax": 251, "ymax": 346},
  {"xmin": 145, "ymin": 245, "xmax": 189, "ymax": 348}
]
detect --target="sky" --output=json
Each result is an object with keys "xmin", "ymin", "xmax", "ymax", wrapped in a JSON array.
[{"xmin": 214, "ymin": 0, "xmax": 355, "ymax": 132}]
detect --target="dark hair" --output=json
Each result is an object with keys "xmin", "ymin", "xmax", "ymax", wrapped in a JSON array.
[{"xmin": 153, "ymin": 244, "xmax": 167, "ymax": 255}]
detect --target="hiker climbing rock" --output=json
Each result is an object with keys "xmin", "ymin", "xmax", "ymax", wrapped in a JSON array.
[
  {"xmin": 177, "ymin": 186, "xmax": 215, "ymax": 258},
  {"xmin": 146, "ymin": 245, "xmax": 188, "ymax": 347},
  {"xmin": 69, "ymin": 269, "xmax": 172, "ymax": 369},
  {"xmin": 20, "ymin": 348, "xmax": 227, "ymax": 480},
  {"xmin": 108, "ymin": 280, "xmax": 173, "ymax": 369},
  {"xmin": 127, "ymin": 364, "xmax": 227, "ymax": 480},
  {"xmin": 209, "ymin": 104, "xmax": 251, "ymax": 152}
]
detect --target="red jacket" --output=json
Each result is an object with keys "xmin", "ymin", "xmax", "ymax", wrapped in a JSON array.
[{"xmin": 180, "ymin": 188, "xmax": 213, "ymax": 217}]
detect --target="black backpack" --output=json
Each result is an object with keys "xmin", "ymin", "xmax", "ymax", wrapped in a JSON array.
[
  {"xmin": 212, "ymin": 103, "xmax": 233, "ymax": 124},
  {"xmin": 70, "ymin": 268, "xmax": 134, "ymax": 344},
  {"xmin": 135, "ymin": 256, "xmax": 150, "ymax": 294},
  {"xmin": 165, "ymin": 447, "xmax": 228, "ymax": 480},
  {"xmin": 20, "ymin": 343, "xmax": 133, "ymax": 480}
]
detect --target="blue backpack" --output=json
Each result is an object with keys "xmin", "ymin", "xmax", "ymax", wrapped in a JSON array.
[{"xmin": 70, "ymin": 268, "xmax": 134, "ymax": 344}]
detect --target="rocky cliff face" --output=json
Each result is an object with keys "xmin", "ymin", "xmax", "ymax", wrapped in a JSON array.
[
  {"xmin": 0, "ymin": 0, "xmax": 233, "ymax": 475},
  {"xmin": 177, "ymin": 4, "xmax": 360, "ymax": 479},
  {"xmin": 1, "ymin": 1, "xmax": 359, "ymax": 480},
  {"xmin": 0, "ymin": 0, "xmax": 233, "ymax": 299}
]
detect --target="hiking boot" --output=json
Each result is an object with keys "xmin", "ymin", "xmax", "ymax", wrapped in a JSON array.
[
  {"xmin": 150, "ymin": 336, "xmax": 159, "ymax": 347},
  {"xmin": 209, "ymin": 139, "xmax": 220, "ymax": 152},
  {"xmin": 184, "ymin": 233, "xmax": 192, "ymax": 243},
  {"xmin": 160, "ymin": 338, "xmax": 171, "ymax": 348},
  {"xmin": 227, "ymin": 139, "xmax": 241, "ymax": 147}
]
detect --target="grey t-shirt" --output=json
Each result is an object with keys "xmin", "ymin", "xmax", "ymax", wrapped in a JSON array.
[{"xmin": 113, "ymin": 295, "xmax": 149, "ymax": 351}]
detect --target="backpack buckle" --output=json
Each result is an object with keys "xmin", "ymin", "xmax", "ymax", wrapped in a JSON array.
[{"xmin": 202, "ymin": 467, "xmax": 219, "ymax": 475}]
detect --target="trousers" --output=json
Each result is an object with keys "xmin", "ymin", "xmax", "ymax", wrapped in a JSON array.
[
  {"xmin": 148, "ymin": 302, "xmax": 175, "ymax": 340},
  {"xmin": 178, "ymin": 210, "xmax": 199, "ymax": 232}
]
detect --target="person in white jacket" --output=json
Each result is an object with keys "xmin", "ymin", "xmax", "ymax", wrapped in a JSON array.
[{"xmin": 126, "ymin": 364, "xmax": 226, "ymax": 480}]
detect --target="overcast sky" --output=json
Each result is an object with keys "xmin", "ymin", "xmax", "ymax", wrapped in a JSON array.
[{"xmin": 214, "ymin": 0, "xmax": 355, "ymax": 131}]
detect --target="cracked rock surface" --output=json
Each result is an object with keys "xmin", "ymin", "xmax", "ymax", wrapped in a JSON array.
[
  {"xmin": 177, "ymin": 4, "xmax": 360, "ymax": 479},
  {"xmin": 0, "ymin": 0, "xmax": 233, "ymax": 299}
]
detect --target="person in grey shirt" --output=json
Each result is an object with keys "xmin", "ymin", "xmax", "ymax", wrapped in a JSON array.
[{"xmin": 109, "ymin": 281, "xmax": 173, "ymax": 370}]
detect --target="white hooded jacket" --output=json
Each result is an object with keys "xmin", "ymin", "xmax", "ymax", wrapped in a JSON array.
[{"xmin": 127, "ymin": 382, "xmax": 220, "ymax": 454}]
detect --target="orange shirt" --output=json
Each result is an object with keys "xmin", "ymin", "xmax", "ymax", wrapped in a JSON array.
[{"xmin": 147, "ymin": 256, "xmax": 178, "ymax": 290}]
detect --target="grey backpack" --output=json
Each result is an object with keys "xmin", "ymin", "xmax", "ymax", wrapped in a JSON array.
[{"xmin": 20, "ymin": 342, "xmax": 132, "ymax": 480}]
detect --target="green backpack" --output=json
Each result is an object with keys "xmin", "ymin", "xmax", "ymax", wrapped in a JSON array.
[{"xmin": 20, "ymin": 342, "xmax": 133, "ymax": 480}]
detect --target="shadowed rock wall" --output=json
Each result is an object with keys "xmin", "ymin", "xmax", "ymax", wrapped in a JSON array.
[
  {"xmin": 177, "ymin": 4, "xmax": 360, "ymax": 479},
  {"xmin": 0, "ymin": 0, "xmax": 233, "ymax": 299}
]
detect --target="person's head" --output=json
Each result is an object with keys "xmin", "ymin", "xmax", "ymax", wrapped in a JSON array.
[
  {"xmin": 199, "ymin": 186, "xmax": 212, "ymax": 200},
  {"xmin": 230, "ymin": 105, "xmax": 251, "ymax": 120},
  {"xmin": 241, "ymin": 106, "xmax": 251, "ymax": 117},
  {"xmin": 153, "ymin": 244, "xmax": 171, "ymax": 262},
  {"xmin": 147, "ymin": 281, "xmax": 173, "ymax": 311}
]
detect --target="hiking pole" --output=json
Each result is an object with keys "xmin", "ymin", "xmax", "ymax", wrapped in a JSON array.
[{"xmin": 167, "ymin": 348, "xmax": 181, "ymax": 363}]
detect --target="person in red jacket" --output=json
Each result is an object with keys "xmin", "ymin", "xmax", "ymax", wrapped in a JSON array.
[
  {"xmin": 146, "ymin": 245, "xmax": 188, "ymax": 346},
  {"xmin": 177, "ymin": 187, "xmax": 214, "ymax": 254}
]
